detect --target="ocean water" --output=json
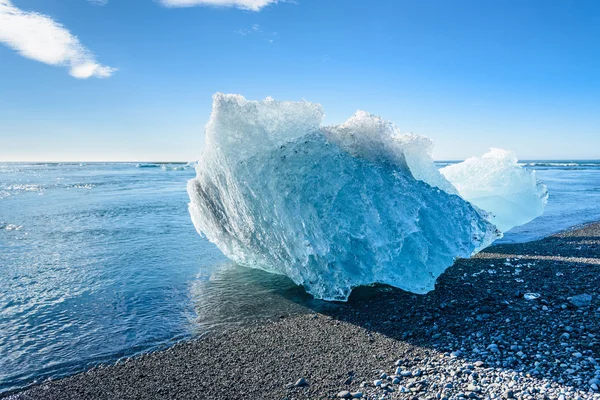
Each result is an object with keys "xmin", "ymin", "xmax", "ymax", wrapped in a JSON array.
[{"xmin": 1, "ymin": 161, "xmax": 599, "ymax": 392}]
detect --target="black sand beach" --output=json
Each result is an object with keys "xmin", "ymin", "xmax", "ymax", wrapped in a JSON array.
[{"xmin": 5, "ymin": 222, "xmax": 600, "ymax": 400}]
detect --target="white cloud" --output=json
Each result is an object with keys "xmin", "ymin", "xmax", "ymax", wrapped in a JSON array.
[
  {"xmin": 0, "ymin": 0, "xmax": 115, "ymax": 78},
  {"xmin": 160, "ymin": 0, "xmax": 278, "ymax": 12},
  {"xmin": 88, "ymin": 0, "xmax": 109, "ymax": 5}
]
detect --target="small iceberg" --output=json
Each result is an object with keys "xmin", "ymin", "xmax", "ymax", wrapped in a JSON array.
[
  {"xmin": 187, "ymin": 94, "xmax": 547, "ymax": 301},
  {"xmin": 441, "ymin": 149, "xmax": 548, "ymax": 232}
]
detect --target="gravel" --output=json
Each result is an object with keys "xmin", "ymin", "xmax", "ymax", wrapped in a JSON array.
[{"xmin": 4, "ymin": 222, "xmax": 600, "ymax": 400}]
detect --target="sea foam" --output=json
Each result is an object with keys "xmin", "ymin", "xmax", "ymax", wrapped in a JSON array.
[{"xmin": 187, "ymin": 94, "xmax": 547, "ymax": 300}]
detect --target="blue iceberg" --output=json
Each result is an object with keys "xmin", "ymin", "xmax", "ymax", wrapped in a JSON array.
[{"xmin": 187, "ymin": 94, "xmax": 546, "ymax": 301}]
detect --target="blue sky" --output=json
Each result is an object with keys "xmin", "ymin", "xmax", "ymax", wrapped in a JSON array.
[{"xmin": 1, "ymin": 0, "xmax": 599, "ymax": 161}]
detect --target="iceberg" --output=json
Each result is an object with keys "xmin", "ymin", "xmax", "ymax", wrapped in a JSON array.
[
  {"xmin": 441, "ymin": 149, "xmax": 548, "ymax": 233},
  {"xmin": 187, "ymin": 94, "xmax": 546, "ymax": 301}
]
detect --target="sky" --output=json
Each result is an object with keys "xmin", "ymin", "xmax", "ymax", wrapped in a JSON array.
[{"xmin": 0, "ymin": 0, "xmax": 599, "ymax": 162}]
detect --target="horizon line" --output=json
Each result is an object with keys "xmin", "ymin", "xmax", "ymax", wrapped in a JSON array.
[{"xmin": 2, "ymin": 159, "xmax": 600, "ymax": 163}]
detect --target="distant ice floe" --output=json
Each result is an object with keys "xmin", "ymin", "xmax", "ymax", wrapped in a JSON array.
[
  {"xmin": 135, "ymin": 163, "xmax": 161, "ymax": 168},
  {"xmin": 135, "ymin": 163, "xmax": 192, "ymax": 171},
  {"xmin": 0, "ymin": 222, "xmax": 23, "ymax": 231},
  {"xmin": 187, "ymin": 94, "xmax": 547, "ymax": 301}
]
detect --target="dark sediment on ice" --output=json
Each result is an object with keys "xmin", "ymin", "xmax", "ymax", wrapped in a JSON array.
[{"xmin": 5, "ymin": 223, "xmax": 600, "ymax": 400}]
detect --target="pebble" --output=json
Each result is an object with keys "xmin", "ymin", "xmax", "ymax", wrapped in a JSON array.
[
  {"xmin": 294, "ymin": 378, "xmax": 308, "ymax": 387},
  {"xmin": 570, "ymin": 294, "xmax": 592, "ymax": 307}
]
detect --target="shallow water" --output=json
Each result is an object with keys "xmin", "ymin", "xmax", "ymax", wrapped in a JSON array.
[
  {"xmin": 500, "ymin": 161, "xmax": 600, "ymax": 242},
  {"xmin": 1, "ymin": 161, "xmax": 599, "ymax": 392}
]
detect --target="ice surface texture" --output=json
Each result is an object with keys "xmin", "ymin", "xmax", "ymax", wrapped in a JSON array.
[{"xmin": 188, "ymin": 94, "xmax": 545, "ymax": 301}]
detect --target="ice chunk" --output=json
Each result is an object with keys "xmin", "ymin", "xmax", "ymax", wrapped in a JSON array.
[
  {"xmin": 440, "ymin": 149, "xmax": 548, "ymax": 233},
  {"xmin": 187, "ymin": 94, "xmax": 499, "ymax": 301}
]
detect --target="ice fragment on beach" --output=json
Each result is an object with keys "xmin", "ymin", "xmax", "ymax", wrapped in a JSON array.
[
  {"xmin": 441, "ymin": 148, "xmax": 548, "ymax": 232},
  {"xmin": 524, "ymin": 293, "xmax": 541, "ymax": 300},
  {"xmin": 187, "ymin": 94, "xmax": 546, "ymax": 301}
]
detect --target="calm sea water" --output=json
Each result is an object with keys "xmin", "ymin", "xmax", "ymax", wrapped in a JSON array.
[{"xmin": 1, "ymin": 161, "xmax": 599, "ymax": 392}]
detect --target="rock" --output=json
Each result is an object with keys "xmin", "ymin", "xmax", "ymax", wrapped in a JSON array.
[
  {"xmin": 294, "ymin": 378, "xmax": 308, "ymax": 387},
  {"xmin": 337, "ymin": 391, "xmax": 352, "ymax": 399},
  {"xmin": 374, "ymin": 379, "xmax": 383, "ymax": 387},
  {"xmin": 503, "ymin": 390, "xmax": 515, "ymax": 399},
  {"xmin": 570, "ymin": 294, "xmax": 592, "ymax": 307},
  {"xmin": 474, "ymin": 361, "xmax": 485, "ymax": 367},
  {"xmin": 351, "ymin": 393, "xmax": 363, "ymax": 399}
]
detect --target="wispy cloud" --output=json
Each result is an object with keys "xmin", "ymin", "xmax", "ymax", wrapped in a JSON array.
[
  {"xmin": 0, "ymin": 0, "xmax": 115, "ymax": 78},
  {"xmin": 160, "ymin": 0, "xmax": 278, "ymax": 12},
  {"xmin": 235, "ymin": 24, "xmax": 277, "ymax": 44},
  {"xmin": 234, "ymin": 23, "xmax": 262, "ymax": 35},
  {"xmin": 87, "ymin": 0, "xmax": 109, "ymax": 5}
]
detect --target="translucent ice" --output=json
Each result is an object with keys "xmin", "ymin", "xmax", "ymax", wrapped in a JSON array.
[
  {"xmin": 188, "ymin": 94, "xmax": 543, "ymax": 301},
  {"xmin": 441, "ymin": 149, "xmax": 548, "ymax": 233}
]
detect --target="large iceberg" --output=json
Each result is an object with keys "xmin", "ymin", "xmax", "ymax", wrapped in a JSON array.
[{"xmin": 187, "ymin": 94, "xmax": 546, "ymax": 301}]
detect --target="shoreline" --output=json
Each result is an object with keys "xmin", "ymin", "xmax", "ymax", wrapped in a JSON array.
[{"xmin": 4, "ymin": 221, "xmax": 600, "ymax": 399}]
